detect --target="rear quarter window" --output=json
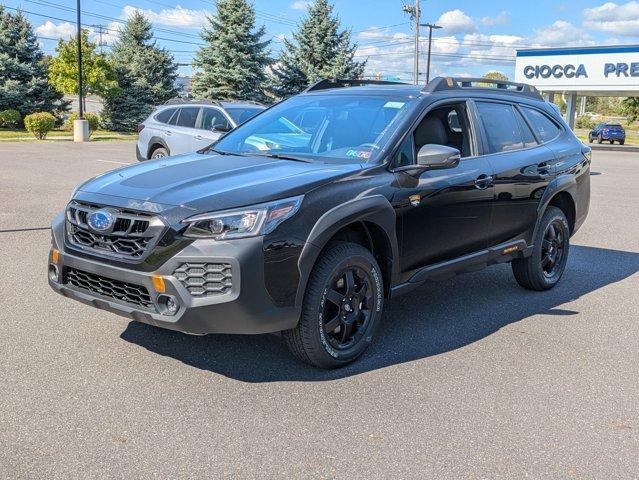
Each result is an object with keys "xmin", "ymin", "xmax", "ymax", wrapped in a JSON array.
[
  {"xmin": 155, "ymin": 108, "xmax": 176, "ymax": 124},
  {"xmin": 521, "ymin": 107, "xmax": 562, "ymax": 143}
]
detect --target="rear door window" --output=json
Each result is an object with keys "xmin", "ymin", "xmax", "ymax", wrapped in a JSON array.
[
  {"xmin": 476, "ymin": 102, "xmax": 524, "ymax": 154},
  {"xmin": 521, "ymin": 107, "xmax": 562, "ymax": 143},
  {"xmin": 175, "ymin": 107, "xmax": 200, "ymax": 128}
]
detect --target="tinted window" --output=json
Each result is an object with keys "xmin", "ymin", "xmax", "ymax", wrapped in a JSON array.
[
  {"xmin": 225, "ymin": 107, "xmax": 263, "ymax": 125},
  {"xmin": 155, "ymin": 108, "xmax": 176, "ymax": 124},
  {"xmin": 521, "ymin": 107, "xmax": 561, "ymax": 143},
  {"xmin": 200, "ymin": 108, "xmax": 231, "ymax": 131},
  {"xmin": 514, "ymin": 108, "xmax": 537, "ymax": 148},
  {"xmin": 476, "ymin": 102, "xmax": 524, "ymax": 153},
  {"xmin": 175, "ymin": 107, "xmax": 200, "ymax": 128}
]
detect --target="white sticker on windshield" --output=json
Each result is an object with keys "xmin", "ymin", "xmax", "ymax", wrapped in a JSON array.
[{"xmin": 384, "ymin": 101, "xmax": 405, "ymax": 109}]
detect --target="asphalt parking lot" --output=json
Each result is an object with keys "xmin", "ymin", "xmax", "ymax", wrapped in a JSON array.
[{"xmin": 1, "ymin": 142, "xmax": 638, "ymax": 479}]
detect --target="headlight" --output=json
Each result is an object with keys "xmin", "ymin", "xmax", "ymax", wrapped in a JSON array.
[{"xmin": 181, "ymin": 195, "xmax": 303, "ymax": 240}]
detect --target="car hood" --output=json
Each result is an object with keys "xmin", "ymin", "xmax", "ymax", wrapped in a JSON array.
[{"xmin": 75, "ymin": 152, "xmax": 361, "ymax": 214}]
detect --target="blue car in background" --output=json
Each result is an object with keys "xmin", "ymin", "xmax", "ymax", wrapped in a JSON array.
[{"xmin": 588, "ymin": 123, "xmax": 626, "ymax": 145}]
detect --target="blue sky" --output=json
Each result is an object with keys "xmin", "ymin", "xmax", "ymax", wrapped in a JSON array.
[{"xmin": 9, "ymin": 0, "xmax": 639, "ymax": 81}]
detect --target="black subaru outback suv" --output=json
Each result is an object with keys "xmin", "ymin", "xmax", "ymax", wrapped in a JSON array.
[{"xmin": 49, "ymin": 77, "xmax": 591, "ymax": 369}]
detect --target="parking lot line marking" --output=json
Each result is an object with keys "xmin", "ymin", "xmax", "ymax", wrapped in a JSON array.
[
  {"xmin": 96, "ymin": 159, "xmax": 134, "ymax": 165},
  {"xmin": 0, "ymin": 227, "xmax": 51, "ymax": 233}
]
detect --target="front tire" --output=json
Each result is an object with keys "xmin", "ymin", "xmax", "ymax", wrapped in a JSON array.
[
  {"xmin": 283, "ymin": 243, "xmax": 384, "ymax": 369},
  {"xmin": 512, "ymin": 206, "xmax": 570, "ymax": 291},
  {"xmin": 597, "ymin": 134, "xmax": 603, "ymax": 144}
]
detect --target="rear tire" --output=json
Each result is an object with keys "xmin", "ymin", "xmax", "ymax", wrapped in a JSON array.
[
  {"xmin": 610, "ymin": 140, "xmax": 614, "ymax": 144},
  {"xmin": 151, "ymin": 147, "xmax": 169, "ymax": 159},
  {"xmin": 512, "ymin": 206, "xmax": 570, "ymax": 291},
  {"xmin": 620, "ymin": 140, "xmax": 625, "ymax": 145},
  {"xmin": 283, "ymin": 242, "xmax": 384, "ymax": 369}
]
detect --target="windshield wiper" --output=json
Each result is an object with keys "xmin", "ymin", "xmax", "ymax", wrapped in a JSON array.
[{"xmin": 250, "ymin": 152, "xmax": 313, "ymax": 163}]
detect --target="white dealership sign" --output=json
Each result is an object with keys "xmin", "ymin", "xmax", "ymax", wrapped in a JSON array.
[{"xmin": 515, "ymin": 45, "xmax": 639, "ymax": 95}]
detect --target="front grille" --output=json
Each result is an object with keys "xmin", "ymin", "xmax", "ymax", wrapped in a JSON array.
[
  {"xmin": 66, "ymin": 201, "xmax": 165, "ymax": 261},
  {"xmin": 174, "ymin": 263, "xmax": 233, "ymax": 297},
  {"xmin": 65, "ymin": 267, "xmax": 153, "ymax": 309}
]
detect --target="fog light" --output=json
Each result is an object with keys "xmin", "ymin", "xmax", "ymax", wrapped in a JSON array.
[
  {"xmin": 158, "ymin": 294, "xmax": 179, "ymax": 316},
  {"xmin": 48, "ymin": 264, "xmax": 59, "ymax": 282}
]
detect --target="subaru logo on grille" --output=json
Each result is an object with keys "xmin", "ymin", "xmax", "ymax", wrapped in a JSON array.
[{"xmin": 88, "ymin": 210, "xmax": 114, "ymax": 232}]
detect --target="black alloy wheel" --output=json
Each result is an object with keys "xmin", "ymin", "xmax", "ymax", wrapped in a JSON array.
[
  {"xmin": 321, "ymin": 266, "xmax": 374, "ymax": 351},
  {"xmin": 540, "ymin": 220, "xmax": 566, "ymax": 278}
]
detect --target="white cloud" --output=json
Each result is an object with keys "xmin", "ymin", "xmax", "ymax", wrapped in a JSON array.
[
  {"xmin": 121, "ymin": 5, "xmax": 209, "ymax": 28},
  {"xmin": 35, "ymin": 21, "xmax": 75, "ymax": 39},
  {"xmin": 481, "ymin": 11, "xmax": 510, "ymax": 27},
  {"xmin": 531, "ymin": 20, "xmax": 594, "ymax": 46},
  {"xmin": 289, "ymin": 0, "xmax": 312, "ymax": 10},
  {"xmin": 583, "ymin": 1, "xmax": 639, "ymax": 36},
  {"xmin": 436, "ymin": 10, "xmax": 477, "ymax": 35}
]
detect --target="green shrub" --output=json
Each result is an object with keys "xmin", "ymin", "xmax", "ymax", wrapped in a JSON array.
[
  {"xmin": 0, "ymin": 109, "xmax": 22, "ymax": 128},
  {"xmin": 24, "ymin": 112, "xmax": 56, "ymax": 139},
  {"xmin": 576, "ymin": 116, "xmax": 596, "ymax": 130},
  {"xmin": 63, "ymin": 112, "xmax": 101, "ymax": 137}
]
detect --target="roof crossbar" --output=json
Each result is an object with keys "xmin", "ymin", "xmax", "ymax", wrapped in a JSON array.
[
  {"xmin": 305, "ymin": 78, "xmax": 408, "ymax": 93},
  {"xmin": 424, "ymin": 77, "xmax": 543, "ymax": 100}
]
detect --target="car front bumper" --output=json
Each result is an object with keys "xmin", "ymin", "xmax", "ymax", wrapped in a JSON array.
[{"xmin": 47, "ymin": 214, "xmax": 301, "ymax": 335}]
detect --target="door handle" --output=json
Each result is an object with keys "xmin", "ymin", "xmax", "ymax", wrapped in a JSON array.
[
  {"xmin": 164, "ymin": 130, "xmax": 172, "ymax": 136},
  {"xmin": 474, "ymin": 174, "xmax": 493, "ymax": 190},
  {"xmin": 195, "ymin": 135, "xmax": 203, "ymax": 141},
  {"xmin": 537, "ymin": 162, "xmax": 550, "ymax": 175}
]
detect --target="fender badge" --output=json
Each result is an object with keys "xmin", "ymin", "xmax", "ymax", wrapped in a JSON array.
[{"xmin": 409, "ymin": 194, "xmax": 421, "ymax": 207}]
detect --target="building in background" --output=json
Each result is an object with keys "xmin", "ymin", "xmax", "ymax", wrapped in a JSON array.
[{"xmin": 515, "ymin": 45, "xmax": 639, "ymax": 128}]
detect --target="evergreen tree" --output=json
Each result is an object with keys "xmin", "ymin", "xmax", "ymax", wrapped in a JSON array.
[
  {"xmin": 0, "ymin": 6, "xmax": 65, "ymax": 117},
  {"xmin": 269, "ymin": 0, "xmax": 365, "ymax": 98},
  {"xmin": 48, "ymin": 30, "xmax": 117, "ymax": 111},
  {"xmin": 102, "ymin": 12, "xmax": 178, "ymax": 131},
  {"xmin": 191, "ymin": 0, "xmax": 271, "ymax": 102}
]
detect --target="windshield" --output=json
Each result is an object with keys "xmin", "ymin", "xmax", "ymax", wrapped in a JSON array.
[
  {"xmin": 214, "ymin": 94, "xmax": 414, "ymax": 163},
  {"xmin": 225, "ymin": 106, "xmax": 264, "ymax": 125}
]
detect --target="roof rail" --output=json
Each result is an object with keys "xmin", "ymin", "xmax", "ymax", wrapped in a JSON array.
[
  {"xmin": 304, "ymin": 78, "xmax": 408, "ymax": 93},
  {"xmin": 424, "ymin": 77, "xmax": 543, "ymax": 100},
  {"xmin": 163, "ymin": 98, "xmax": 223, "ymax": 107}
]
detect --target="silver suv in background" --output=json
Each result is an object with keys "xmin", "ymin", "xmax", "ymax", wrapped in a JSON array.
[{"xmin": 136, "ymin": 100, "xmax": 265, "ymax": 160}]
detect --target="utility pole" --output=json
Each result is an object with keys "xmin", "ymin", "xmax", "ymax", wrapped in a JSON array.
[
  {"xmin": 92, "ymin": 24, "xmax": 107, "ymax": 53},
  {"xmin": 420, "ymin": 23, "xmax": 442, "ymax": 85},
  {"xmin": 73, "ymin": 0, "xmax": 89, "ymax": 141},
  {"xmin": 76, "ymin": 0, "xmax": 84, "ymax": 119},
  {"xmin": 402, "ymin": 1, "xmax": 420, "ymax": 85}
]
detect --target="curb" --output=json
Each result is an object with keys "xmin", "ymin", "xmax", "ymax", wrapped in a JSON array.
[{"xmin": 589, "ymin": 144, "xmax": 639, "ymax": 153}]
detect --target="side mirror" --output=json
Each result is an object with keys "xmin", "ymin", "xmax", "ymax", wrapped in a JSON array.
[
  {"xmin": 212, "ymin": 123, "xmax": 231, "ymax": 133},
  {"xmin": 416, "ymin": 144, "xmax": 461, "ymax": 170}
]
